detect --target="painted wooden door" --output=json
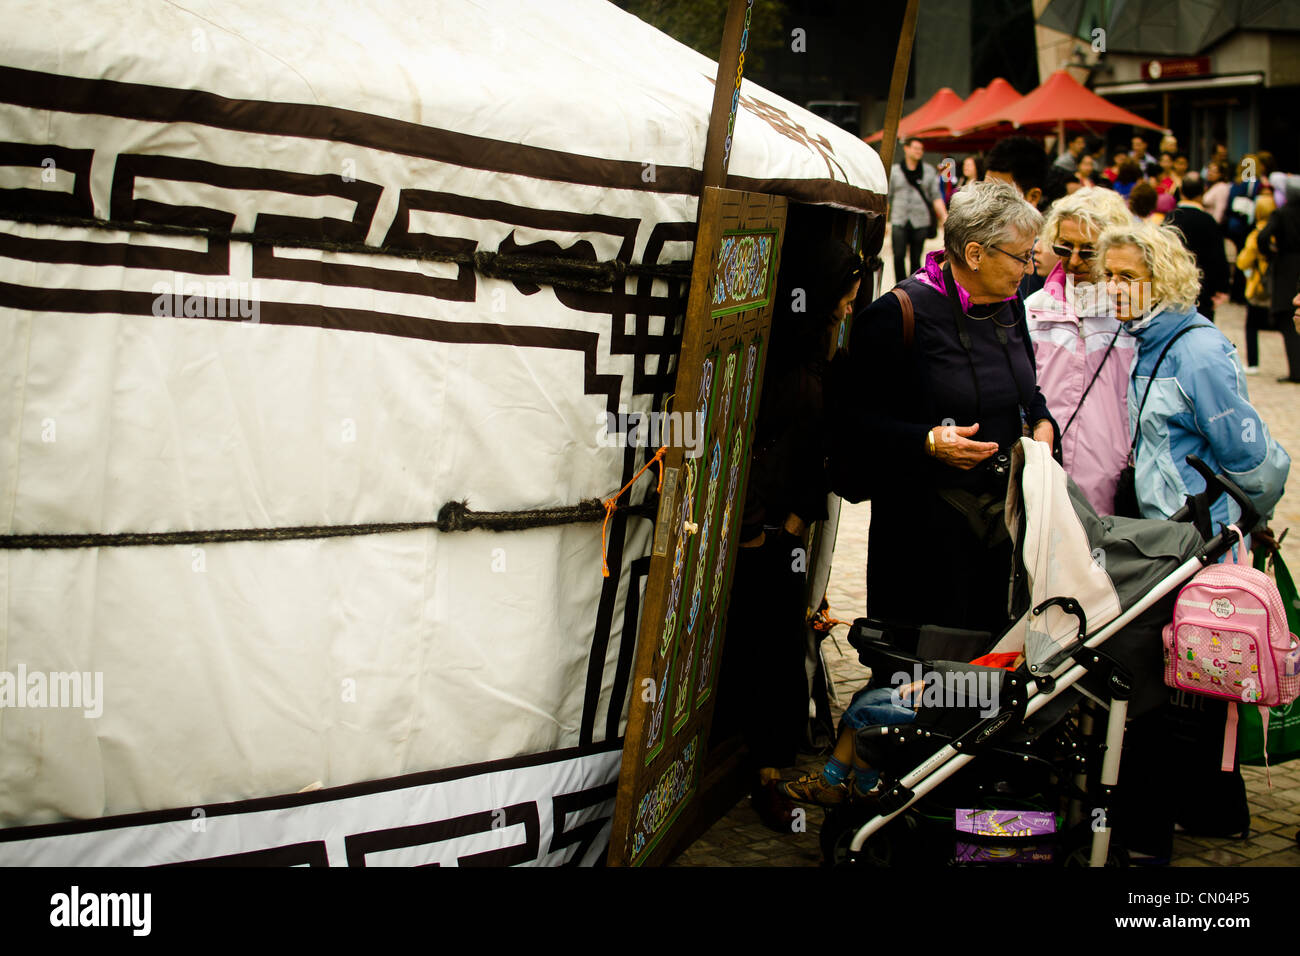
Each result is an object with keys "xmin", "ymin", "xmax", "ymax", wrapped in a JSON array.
[{"xmin": 607, "ymin": 186, "xmax": 786, "ymax": 866}]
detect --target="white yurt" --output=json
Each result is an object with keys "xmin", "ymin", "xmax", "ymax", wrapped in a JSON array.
[{"xmin": 0, "ymin": 0, "xmax": 886, "ymax": 865}]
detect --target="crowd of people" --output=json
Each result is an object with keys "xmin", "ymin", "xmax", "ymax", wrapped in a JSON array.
[
  {"xmin": 721, "ymin": 126, "xmax": 1296, "ymax": 862},
  {"xmin": 917, "ymin": 131, "xmax": 1300, "ymax": 379}
]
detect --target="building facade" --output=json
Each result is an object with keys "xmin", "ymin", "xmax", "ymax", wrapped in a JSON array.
[{"xmin": 1035, "ymin": 1, "xmax": 1300, "ymax": 170}]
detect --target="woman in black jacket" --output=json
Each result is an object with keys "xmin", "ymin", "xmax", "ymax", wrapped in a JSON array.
[
  {"xmin": 846, "ymin": 180, "xmax": 1056, "ymax": 636},
  {"xmin": 714, "ymin": 238, "xmax": 862, "ymax": 830}
]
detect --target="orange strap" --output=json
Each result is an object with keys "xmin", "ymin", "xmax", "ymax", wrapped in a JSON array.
[
  {"xmin": 601, "ymin": 446, "xmax": 667, "ymax": 577},
  {"xmin": 809, "ymin": 604, "xmax": 851, "ymax": 633}
]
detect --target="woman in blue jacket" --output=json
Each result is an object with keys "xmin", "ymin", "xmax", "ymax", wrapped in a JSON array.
[
  {"xmin": 1095, "ymin": 222, "xmax": 1290, "ymax": 530},
  {"xmin": 1096, "ymin": 221, "xmax": 1290, "ymax": 855}
]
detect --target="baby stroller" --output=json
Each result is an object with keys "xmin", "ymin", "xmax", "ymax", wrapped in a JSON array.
[{"xmin": 822, "ymin": 438, "xmax": 1259, "ymax": 867}]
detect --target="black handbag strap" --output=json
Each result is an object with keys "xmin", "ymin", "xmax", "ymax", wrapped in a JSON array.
[
  {"xmin": 1129, "ymin": 323, "xmax": 1212, "ymax": 460},
  {"xmin": 1060, "ymin": 325, "xmax": 1121, "ymax": 440}
]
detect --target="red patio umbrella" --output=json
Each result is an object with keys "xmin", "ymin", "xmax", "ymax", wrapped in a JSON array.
[
  {"xmin": 864, "ymin": 86, "xmax": 965, "ymax": 143},
  {"xmin": 976, "ymin": 69, "xmax": 1163, "ymax": 135},
  {"xmin": 910, "ymin": 85, "xmax": 983, "ymax": 141},
  {"xmin": 915, "ymin": 77, "xmax": 1022, "ymax": 138}
]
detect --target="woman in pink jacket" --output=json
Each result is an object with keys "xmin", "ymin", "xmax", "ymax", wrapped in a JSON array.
[{"xmin": 1025, "ymin": 188, "xmax": 1136, "ymax": 514}]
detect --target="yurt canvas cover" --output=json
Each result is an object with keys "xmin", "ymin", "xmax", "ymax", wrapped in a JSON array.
[{"xmin": 0, "ymin": 0, "xmax": 885, "ymax": 864}]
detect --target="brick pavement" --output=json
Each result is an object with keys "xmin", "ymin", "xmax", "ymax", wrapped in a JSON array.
[{"xmin": 674, "ymin": 241, "xmax": 1300, "ymax": 867}]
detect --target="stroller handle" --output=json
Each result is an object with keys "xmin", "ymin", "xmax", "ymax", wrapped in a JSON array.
[{"xmin": 1169, "ymin": 455, "xmax": 1260, "ymax": 561}]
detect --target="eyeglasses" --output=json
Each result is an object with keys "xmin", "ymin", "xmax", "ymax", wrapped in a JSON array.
[
  {"xmin": 988, "ymin": 244, "xmax": 1036, "ymax": 270},
  {"xmin": 1051, "ymin": 243, "xmax": 1096, "ymax": 261}
]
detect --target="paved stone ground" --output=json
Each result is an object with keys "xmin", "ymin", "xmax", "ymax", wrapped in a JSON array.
[{"xmin": 674, "ymin": 239, "xmax": 1300, "ymax": 867}]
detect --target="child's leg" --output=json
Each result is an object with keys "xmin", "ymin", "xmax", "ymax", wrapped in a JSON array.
[
  {"xmin": 817, "ymin": 723, "xmax": 857, "ymax": 787},
  {"xmin": 781, "ymin": 687, "xmax": 889, "ymax": 805},
  {"xmin": 844, "ymin": 686, "xmax": 918, "ymax": 794},
  {"xmin": 846, "ymin": 720, "xmax": 887, "ymax": 798},
  {"xmin": 785, "ymin": 687, "xmax": 914, "ymax": 803},
  {"xmin": 848, "ymin": 731, "xmax": 879, "ymax": 796}
]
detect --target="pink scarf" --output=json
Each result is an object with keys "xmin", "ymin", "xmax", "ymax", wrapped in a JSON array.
[{"xmin": 911, "ymin": 250, "xmax": 1018, "ymax": 312}]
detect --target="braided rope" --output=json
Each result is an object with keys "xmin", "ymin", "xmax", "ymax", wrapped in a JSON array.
[{"xmin": 0, "ymin": 498, "xmax": 661, "ymax": 551}]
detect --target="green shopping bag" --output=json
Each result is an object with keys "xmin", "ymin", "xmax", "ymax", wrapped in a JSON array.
[{"xmin": 1238, "ymin": 547, "xmax": 1300, "ymax": 765}]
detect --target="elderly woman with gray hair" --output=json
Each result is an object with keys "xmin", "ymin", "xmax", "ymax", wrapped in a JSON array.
[{"xmin": 843, "ymin": 179, "xmax": 1057, "ymax": 634}]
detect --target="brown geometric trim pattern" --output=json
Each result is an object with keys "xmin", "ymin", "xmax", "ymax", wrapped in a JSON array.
[
  {"xmin": 345, "ymin": 801, "xmax": 541, "ymax": 867},
  {"xmin": 2, "ymin": 148, "xmax": 671, "ymax": 305},
  {"xmin": 0, "ymin": 281, "xmax": 625, "ymax": 417},
  {"xmin": 160, "ymin": 841, "xmax": 331, "ymax": 867},
  {"xmin": 252, "ymin": 236, "xmax": 478, "ymax": 301},
  {"xmin": 602, "ymin": 553, "xmax": 654, "ymax": 743},
  {"xmin": 386, "ymin": 189, "xmax": 640, "ymax": 264},
  {"xmin": 110, "ymin": 152, "xmax": 383, "ymax": 239},
  {"xmin": 0, "ymin": 226, "xmax": 230, "ymax": 276},
  {"xmin": 0, "ymin": 141, "xmax": 95, "ymax": 218},
  {"xmin": 104, "ymin": 153, "xmax": 477, "ymax": 299},
  {"xmin": 0, "ymin": 66, "xmax": 885, "ymax": 214},
  {"xmin": 0, "ymin": 741, "xmax": 622, "ymax": 843}
]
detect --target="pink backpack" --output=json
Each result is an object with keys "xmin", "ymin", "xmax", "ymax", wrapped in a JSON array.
[{"xmin": 1162, "ymin": 527, "xmax": 1300, "ymax": 772}]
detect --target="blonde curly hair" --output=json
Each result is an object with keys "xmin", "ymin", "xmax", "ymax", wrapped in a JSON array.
[
  {"xmin": 1041, "ymin": 187, "xmax": 1133, "ymax": 246},
  {"xmin": 1094, "ymin": 222, "xmax": 1202, "ymax": 312}
]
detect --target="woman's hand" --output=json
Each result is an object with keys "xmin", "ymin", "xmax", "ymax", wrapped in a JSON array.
[
  {"xmin": 1250, "ymin": 526, "xmax": 1279, "ymax": 560},
  {"xmin": 929, "ymin": 422, "xmax": 999, "ymax": 470},
  {"xmin": 1032, "ymin": 419, "xmax": 1054, "ymax": 447}
]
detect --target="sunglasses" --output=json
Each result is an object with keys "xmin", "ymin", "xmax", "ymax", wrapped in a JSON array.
[{"xmin": 1051, "ymin": 243, "xmax": 1097, "ymax": 261}]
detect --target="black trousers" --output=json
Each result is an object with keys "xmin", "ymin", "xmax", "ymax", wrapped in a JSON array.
[
  {"xmin": 1244, "ymin": 304, "xmax": 1270, "ymax": 367},
  {"xmin": 1276, "ymin": 306, "xmax": 1300, "ymax": 381},
  {"xmin": 1115, "ymin": 693, "xmax": 1250, "ymax": 858},
  {"xmin": 892, "ymin": 223, "xmax": 928, "ymax": 284},
  {"xmin": 712, "ymin": 530, "xmax": 809, "ymax": 771},
  {"xmin": 866, "ymin": 490, "xmax": 1014, "ymax": 636}
]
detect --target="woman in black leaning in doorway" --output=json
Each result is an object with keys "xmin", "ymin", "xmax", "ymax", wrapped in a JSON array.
[
  {"xmin": 845, "ymin": 180, "xmax": 1057, "ymax": 636},
  {"xmin": 713, "ymin": 238, "xmax": 862, "ymax": 832}
]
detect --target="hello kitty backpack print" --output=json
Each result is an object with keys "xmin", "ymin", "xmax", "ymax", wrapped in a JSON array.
[{"xmin": 1163, "ymin": 526, "xmax": 1300, "ymax": 773}]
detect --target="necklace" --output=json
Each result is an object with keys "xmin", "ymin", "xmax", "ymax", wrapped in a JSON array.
[{"xmin": 963, "ymin": 301, "xmax": 1018, "ymax": 327}]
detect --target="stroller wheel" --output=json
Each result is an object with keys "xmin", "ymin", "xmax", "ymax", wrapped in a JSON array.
[
  {"xmin": 1062, "ymin": 840, "xmax": 1130, "ymax": 867},
  {"xmin": 819, "ymin": 805, "xmax": 917, "ymax": 868}
]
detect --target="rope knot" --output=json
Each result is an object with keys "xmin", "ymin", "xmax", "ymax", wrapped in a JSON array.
[{"xmin": 599, "ymin": 445, "xmax": 669, "ymax": 578}]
